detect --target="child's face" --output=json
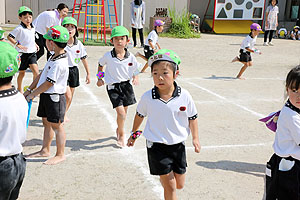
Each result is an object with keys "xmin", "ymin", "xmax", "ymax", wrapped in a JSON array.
[
  {"xmin": 287, "ymin": 86, "xmax": 300, "ymax": 109},
  {"xmin": 271, "ymin": 0, "xmax": 276, "ymax": 6},
  {"xmin": 252, "ymin": 29, "xmax": 260, "ymax": 37},
  {"xmin": 157, "ymin": 26, "xmax": 164, "ymax": 33},
  {"xmin": 45, "ymin": 39, "xmax": 53, "ymax": 51},
  {"xmin": 64, "ymin": 24, "xmax": 76, "ymax": 38},
  {"xmin": 152, "ymin": 62, "xmax": 178, "ymax": 91},
  {"xmin": 19, "ymin": 13, "xmax": 32, "ymax": 26},
  {"xmin": 59, "ymin": 8, "xmax": 69, "ymax": 18},
  {"xmin": 111, "ymin": 36, "xmax": 129, "ymax": 49}
]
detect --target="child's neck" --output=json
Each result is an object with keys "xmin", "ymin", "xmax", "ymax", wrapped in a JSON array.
[
  {"xmin": 0, "ymin": 83, "xmax": 12, "ymax": 91},
  {"xmin": 53, "ymin": 48, "xmax": 65, "ymax": 57},
  {"xmin": 68, "ymin": 37, "xmax": 75, "ymax": 45},
  {"xmin": 115, "ymin": 47, "xmax": 126, "ymax": 59},
  {"xmin": 158, "ymin": 85, "xmax": 175, "ymax": 101}
]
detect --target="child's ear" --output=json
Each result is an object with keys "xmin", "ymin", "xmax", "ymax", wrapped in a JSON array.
[
  {"xmin": 18, "ymin": 16, "xmax": 22, "ymax": 20},
  {"xmin": 174, "ymin": 70, "xmax": 179, "ymax": 79}
]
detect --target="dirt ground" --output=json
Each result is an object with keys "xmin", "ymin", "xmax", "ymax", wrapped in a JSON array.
[{"xmin": 17, "ymin": 33, "xmax": 300, "ymax": 200}]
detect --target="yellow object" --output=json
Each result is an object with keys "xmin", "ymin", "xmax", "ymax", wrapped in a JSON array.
[
  {"xmin": 23, "ymin": 86, "xmax": 29, "ymax": 92},
  {"xmin": 204, "ymin": 20, "xmax": 264, "ymax": 34},
  {"xmin": 279, "ymin": 30, "xmax": 285, "ymax": 37}
]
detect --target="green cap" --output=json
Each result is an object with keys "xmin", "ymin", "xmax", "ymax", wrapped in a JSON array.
[
  {"xmin": 43, "ymin": 25, "xmax": 69, "ymax": 43},
  {"xmin": 148, "ymin": 49, "xmax": 181, "ymax": 68},
  {"xmin": 111, "ymin": 26, "xmax": 129, "ymax": 38},
  {"xmin": 62, "ymin": 17, "xmax": 78, "ymax": 27},
  {"xmin": 18, "ymin": 6, "xmax": 32, "ymax": 15},
  {"xmin": 0, "ymin": 42, "xmax": 20, "ymax": 78}
]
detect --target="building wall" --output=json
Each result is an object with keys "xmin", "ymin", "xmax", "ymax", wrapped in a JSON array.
[
  {"xmin": 5, "ymin": 0, "xmax": 22, "ymax": 23},
  {"xmin": 0, "ymin": 0, "xmax": 5, "ymax": 24}
]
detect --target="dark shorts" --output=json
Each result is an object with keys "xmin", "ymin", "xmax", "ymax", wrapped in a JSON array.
[
  {"xmin": 147, "ymin": 141, "xmax": 187, "ymax": 175},
  {"xmin": 239, "ymin": 49, "xmax": 252, "ymax": 62},
  {"xmin": 37, "ymin": 93, "xmax": 66, "ymax": 123},
  {"xmin": 67, "ymin": 66, "xmax": 80, "ymax": 88},
  {"xmin": 0, "ymin": 153, "xmax": 26, "ymax": 200},
  {"xmin": 106, "ymin": 80, "xmax": 136, "ymax": 109},
  {"xmin": 19, "ymin": 53, "xmax": 37, "ymax": 71},
  {"xmin": 144, "ymin": 45, "xmax": 154, "ymax": 59}
]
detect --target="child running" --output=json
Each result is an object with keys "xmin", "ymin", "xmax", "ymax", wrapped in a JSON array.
[
  {"xmin": 7, "ymin": 6, "xmax": 39, "ymax": 93},
  {"xmin": 232, "ymin": 23, "xmax": 262, "ymax": 79},
  {"xmin": 265, "ymin": 66, "xmax": 300, "ymax": 199},
  {"xmin": 0, "ymin": 42, "xmax": 28, "ymax": 200},
  {"xmin": 127, "ymin": 49, "xmax": 201, "ymax": 200},
  {"xmin": 97, "ymin": 26, "xmax": 140, "ymax": 147},
  {"xmin": 24, "ymin": 26, "xmax": 69, "ymax": 165},
  {"xmin": 136, "ymin": 19, "xmax": 164, "ymax": 73},
  {"xmin": 62, "ymin": 17, "xmax": 90, "ymax": 122}
]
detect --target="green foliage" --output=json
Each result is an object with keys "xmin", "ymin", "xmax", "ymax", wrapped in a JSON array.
[{"xmin": 162, "ymin": 4, "xmax": 200, "ymax": 39}]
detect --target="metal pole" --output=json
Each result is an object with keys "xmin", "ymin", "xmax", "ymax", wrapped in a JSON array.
[{"xmin": 119, "ymin": 0, "xmax": 123, "ymax": 26}]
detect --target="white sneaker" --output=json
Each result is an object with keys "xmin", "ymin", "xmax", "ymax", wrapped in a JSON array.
[
  {"xmin": 268, "ymin": 42, "xmax": 274, "ymax": 46},
  {"xmin": 263, "ymin": 42, "xmax": 268, "ymax": 46}
]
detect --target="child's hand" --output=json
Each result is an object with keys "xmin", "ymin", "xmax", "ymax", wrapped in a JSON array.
[
  {"xmin": 17, "ymin": 45, "xmax": 28, "ymax": 51},
  {"xmin": 96, "ymin": 79, "xmax": 104, "ymax": 87},
  {"xmin": 193, "ymin": 139, "xmax": 201, "ymax": 153},
  {"xmin": 25, "ymin": 93, "xmax": 34, "ymax": 102},
  {"xmin": 35, "ymin": 43, "xmax": 40, "ymax": 51},
  {"xmin": 86, "ymin": 74, "xmax": 91, "ymax": 84},
  {"xmin": 127, "ymin": 137, "xmax": 136, "ymax": 147},
  {"xmin": 23, "ymin": 90, "xmax": 30, "ymax": 98},
  {"xmin": 132, "ymin": 76, "xmax": 139, "ymax": 85}
]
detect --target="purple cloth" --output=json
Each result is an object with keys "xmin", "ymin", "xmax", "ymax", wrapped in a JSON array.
[{"xmin": 259, "ymin": 111, "xmax": 280, "ymax": 132}]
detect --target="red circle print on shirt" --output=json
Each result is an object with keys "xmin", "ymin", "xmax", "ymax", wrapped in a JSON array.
[{"xmin": 179, "ymin": 106, "xmax": 186, "ymax": 111}]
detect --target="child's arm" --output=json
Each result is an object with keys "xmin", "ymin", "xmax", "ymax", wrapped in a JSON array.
[
  {"xmin": 127, "ymin": 114, "xmax": 144, "ymax": 147},
  {"xmin": 189, "ymin": 118, "xmax": 201, "ymax": 153},
  {"xmin": 25, "ymin": 81, "xmax": 53, "ymax": 102},
  {"xmin": 7, "ymin": 35, "xmax": 27, "ymax": 51},
  {"xmin": 148, "ymin": 40, "xmax": 156, "ymax": 52},
  {"xmin": 132, "ymin": 75, "xmax": 139, "ymax": 85},
  {"xmin": 81, "ymin": 58, "xmax": 90, "ymax": 84},
  {"xmin": 96, "ymin": 64, "xmax": 105, "ymax": 87},
  {"xmin": 156, "ymin": 42, "xmax": 161, "ymax": 50},
  {"xmin": 23, "ymin": 72, "xmax": 42, "ymax": 97},
  {"xmin": 245, "ymin": 47, "xmax": 261, "ymax": 55}
]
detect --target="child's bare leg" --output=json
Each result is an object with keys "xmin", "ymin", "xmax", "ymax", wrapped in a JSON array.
[
  {"xmin": 135, "ymin": 52, "xmax": 148, "ymax": 61},
  {"xmin": 140, "ymin": 62, "xmax": 149, "ymax": 73},
  {"xmin": 236, "ymin": 62, "xmax": 249, "ymax": 79},
  {"xmin": 26, "ymin": 118, "xmax": 53, "ymax": 157},
  {"xmin": 160, "ymin": 172, "xmax": 177, "ymax": 200},
  {"xmin": 115, "ymin": 106, "xmax": 128, "ymax": 147},
  {"xmin": 174, "ymin": 173, "xmax": 186, "ymax": 189},
  {"xmin": 29, "ymin": 63, "xmax": 39, "ymax": 82},
  {"xmin": 17, "ymin": 71, "xmax": 25, "ymax": 93},
  {"xmin": 44, "ymin": 122, "xmax": 66, "ymax": 165},
  {"xmin": 64, "ymin": 86, "xmax": 75, "ymax": 122}
]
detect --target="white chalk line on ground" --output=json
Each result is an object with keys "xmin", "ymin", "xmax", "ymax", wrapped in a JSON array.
[
  {"xmin": 78, "ymin": 84, "xmax": 164, "ymax": 200},
  {"xmin": 182, "ymin": 77, "xmax": 285, "ymax": 81}
]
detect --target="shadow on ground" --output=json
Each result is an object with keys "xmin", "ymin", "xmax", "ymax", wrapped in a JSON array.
[
  {"xmin": 196, "ymin": 160, "xmax": 266, "ymax": 178},
  {"xmin": 204, "ymin": 75, "xmax": 236, "ymax": 80}
]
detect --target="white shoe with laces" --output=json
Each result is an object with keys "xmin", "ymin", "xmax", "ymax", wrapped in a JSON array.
[
  {"xmin": 268, "ymin": 42, "xmax": 274, "ymax": 46},
  {"xmin": 263, "ymin": 42, "xmax": 268, "ymax": 46}
]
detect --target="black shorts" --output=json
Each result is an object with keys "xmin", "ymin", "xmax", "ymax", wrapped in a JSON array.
[
  {"xmin": 37, "ymin": 93, "xmax": 66, "ymax": 123},
  {"xmin": 106, "ymin": 80, "xmax": 136, "ymax": 109},
  {"xmin": 68, "ymin": 66, "xmax": 80, "ymax": 88},
  {"xmin": 147, "ymin": 141, "xmax": 187, "ymax": 175},
  {"xmin": 0, "ymin": 153, "xmax": 26, "ymax": 200},
  {"xmin": 239, "ymin": 49, "xmax": 252, "ymax": 62},
  {"xmin": 19, "ymin": 53, "xmax": 37, "ymax": 71},
  {"xmin": 144, "ymin": 45, "xmax": 154, "ymax": 59}
]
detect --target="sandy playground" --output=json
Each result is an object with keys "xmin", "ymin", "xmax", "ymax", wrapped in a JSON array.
[{"xmin": 16, "ymin": 33, "xmax": 300, "ymax": 200}]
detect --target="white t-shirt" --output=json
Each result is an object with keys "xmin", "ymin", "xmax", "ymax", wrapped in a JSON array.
[
  {"xmin": 9, "ymin": 22, "xmax": 37, "ymax": 53},
  {"xmin": 240, "ymin": 34, "xmax": 257, "ymax": 52},
  {"xmin": 291, "ymin": 30, "xmax": 300, "ymax": 35},
  {"xmin": 33, "ymin": 10, "xmax": 62, "ymax": 35},
  {"xmin": 98, "ymin": 48, "xmax": 140, "ymax": 85},
  {"xmin": 273, "ymin": 102, "xmax": 300, "ymax": 160},
  {"xmin": 130, "ymin": 1, "xmax": 145, "ymax": 29},
  {"xmin": 145, "ymin": 30, "xmax": 159, "ymax": 50},
  {"xmin": 0, "ymin": 87, "xmax": 27, "ymax": 156},
  {"xmin": 265, "ymin": 5, "xmax": 279, "ymax": 30},
  {"xmin": 37, "ymin": 53, "xmax": 69, "ymax": 94},
  {"xmin": 65, "ymin": 38, "xmax": 87, "ymax": 68},
  {"xmin": 136, "ymin": 83, "xmax": 198, "ymax": 145}
]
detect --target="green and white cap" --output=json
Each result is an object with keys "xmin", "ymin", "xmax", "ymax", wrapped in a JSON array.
[
  {"xmin": 0, "ymin": 42, "xmax": 20, "ymax": 78},
  {"xmin": 43, "ymin": 25, "xmax": 69, "ymax": 43},
  {"xmin": 18, "ymin": 6, "xmax": 32, "ymax": 15},
  {"xmin": 62, "ymin": 17, "xmax": 78, "ymax": 27},
  {"xmin": 148, "ymin": 49, "xmax": 181, "ymax": 68},
  {"xmin": 0, "ymin": 27, "xmax": 5, "ymax": 40},
  {"xmin": 111, "ymin": 26, "xmax": 129, "ymax": 38}
]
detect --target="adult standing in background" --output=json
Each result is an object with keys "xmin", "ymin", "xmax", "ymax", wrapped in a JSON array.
[
  {"xmin": 263, "ymin": 0, "xmax": 279, "ymax": 46},
  {"xmin": 130, "ymin": 0, "xmax": 145, "ymax": 48},
  {"xmin": 33, "ymin": 3, "xmax": 69, "ymax": 60}
]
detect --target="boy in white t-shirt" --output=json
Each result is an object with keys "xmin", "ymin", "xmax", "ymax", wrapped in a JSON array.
[
  {"xmin": 24, "ymin": 26, "xmax": 69, "ymax": 165},
  {"xmin": 232, "ymin": 23, "xmax": 262, "ymax": 79},
  {"xmin": 7, "ymin": 6, "xmax": 39, "ymax": 93},
  {"xmin": 97, "ymin": 26, "xmax": 140, "ymax": 147},
  {"xmin": 136, "ymin": 19, "xmax": 164, "ymax": 73},
  {"xmin": 290, "ymin": 26, "xmax": 300, "ymax": 40},
  {"xmin": 127, "ymin": 49, "xmax": 200, "ymax": 200},
  {"xmin": 0, "ymin": 42, "xmax": 27, "ymax": 200}
]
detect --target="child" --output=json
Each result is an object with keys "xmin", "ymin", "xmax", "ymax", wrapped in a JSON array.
[
  {"xmin": 265, "ymin": 66, "xmax": 300, "ymax": 199},
  {"xmin": 62, "ymin": 17, "xmax": 90, "ymax": 121},
  {"xmin": 263, "ymin": 0, "xmax": 279, "ymax": 46},
  {"xmin": 24, "ymin": 25, "xmax": 69, "ymax": 165},
  {"xmin": 136, "ymin": 19, "xmax": 164, "ymax": 73},
  {"xmin": 127, "ymin": 49, "xmax": 201, "ymax": 200},
  {"xmin": 97, "ymin": 26, "xmax": 140, "ymax": 147},
  {"xmin": 290, "ymin": 26, "xmax": 300, "ymax": 40},
  {"xmin": 0, "ymin": 42, "xmax": 27, "ymax": 199},
  {"xmin": 7, "ymin": 6, "xmax": 39, "ymax": 93},
  {"xmin": 276, "ymin": 27, "xmax": 288, "ymax": 39},
  {"xmin": 130, "ymin": 0, "xmax": 145, "ymax": 48},
  {"xmin": 232, "ymin": 23, "xmax": 262, "ymax": 79}
]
